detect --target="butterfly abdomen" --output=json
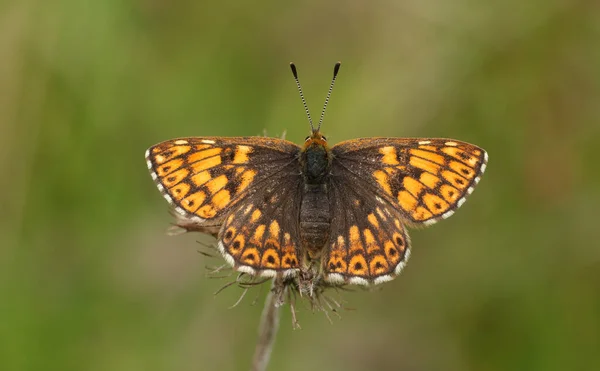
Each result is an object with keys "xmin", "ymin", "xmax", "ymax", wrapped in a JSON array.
[{"xmin": 299, "ymin": 184, "xmax": 331, "ymax": 258}]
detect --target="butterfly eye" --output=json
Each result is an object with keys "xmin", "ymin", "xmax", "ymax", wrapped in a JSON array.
[
  {"xmin": 321, "ymin": 136, "xmax": 327, "ymax": 141},
  {"xmin": 305, "ymin": 136, "xmax": 310, "ymax": 142}
]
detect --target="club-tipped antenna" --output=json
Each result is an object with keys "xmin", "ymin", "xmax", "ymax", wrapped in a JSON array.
[
  {"xmin": 290, "ymin": 62, "xmax": 314, "ymax": 132},
  {"xmin": 316, "ymin": 61, "xmax": 341, "ymax": 132}
]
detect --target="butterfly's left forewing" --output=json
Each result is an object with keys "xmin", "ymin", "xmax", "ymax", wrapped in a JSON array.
[
  {"xmin": 146, "ymin": 137, "xmax": 301, "ymax": 224},
  {"xmin": 331, "ymin": 138, "xmax": 488, "ymax": 226}
]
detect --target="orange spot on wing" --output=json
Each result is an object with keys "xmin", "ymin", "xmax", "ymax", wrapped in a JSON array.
[
  {"xmin": 397, "ymin": 190, "xmax": 418, "ymax": 212},
  {"xmin": 369, "ymin": 255, "xmax": 390, "ymax": 275},
  {"xmin": 469, "ymin": 148, "xmax": 482, "ymax": 156},
  {"xmin": 449, "ymin": 161, "xmax": 475, "ymax": 179},
  {"xmin": 154, "ymin": 145, "xmax": 191, "ymax": 164},
  {"xmin": 410, "ymin": 156, "xmax": 441, "ymax": 174},
  {"xmin": 170, "ymin": 182, "xmax": 190, "ymax": 200},
  {"xmin": 420, "ymin": 172, "xmax": 441, "ymax": 189},
  {"xmin": 363, "ymin": 229, "xmax": 380, "ymax": 254},
  {"xmin": 392, "ymin": 232, "xmax": 405, "ymax": 248},
  {"xmin": 229, "ymin": 235, "xmax": 245, "ymax": 256},
  {"xmin": 363, "ymin": 229, "xmax": 375, "ymax": 245},
  {"xmin": 412, "ymin": 206, "xmax": 433, "ymax": 221},
  {"xmin": 348, "ymin": 255, "xmax": 369, "ymax": 276},
  {"xmin": 250, "ymin": 224, "xmax": 266, "ymax": 245},
  {"xmin": 384, "ymin": 241, "xmax": 401, "ymax": 265},
  {"xmin": 163, "ymin": 168, "xmax": 189, "ymax": 188},
  {"xmin": 441, "ymin": 146, "xmax": 477, "ymax": 166},
  {"xmin": 241, "ymin": 248, "xmax": 260, "ymax": 266},
  {"xmin": 194, "ymin": 144, "xmax": 211, "ymax": 151},
  {"xmin": 211, "ymin": 189, "xmax": 231, "ymax": 209},
  {"xmin": 349, "ymin": 226, "xmax": 364, "ymax": 254},
  {"xmin": 349, "ymin": 226, "xmax": 360, "ymax": 243},
  {"xmin": 326, "ymin": 254, "xmax": 347, "ymax": 273},
  {"xmin": 191, "ymin": 170, "xmax": 211, "ymax": 187},
  {"xmin": 367, "ymin": 213, "xmax": 379, "ymax": 228},
  {"xmin": 440, "ymin": 184, "xmax": 460, "ymax": 203},
  {"xmin": 181, "ymin": 191, "xmax": 206, "ymax": 213},
  {"xmin": 410, "ymin": 149, "xmax": 445, "ymax": 165},
  {"xmin": 373, "ymin": 170, "xmax": 392, "ymax": 195},
  {"xmin": 233, "ymin": 145, "xmax": 252, "ymax": 164},
  {"xmin": 250, "ymin": 209, "xmax": 262, "ymax": 222},
  {"xmin": 442, "ymin": 170, "xmax": 469, "ymax": 189},
  {"xmin": 237, "ymin": 170, "xmax": 256, "ymax": 193},
  {"xmin": 260, "ymin": 249, "xmax": 280, "ymax": 269},
  {"xmin": 223, "ymin": 227, "xmax": 236, "ymax": 244},
  {"xmin": 157, "ymin": 158, "xmax": 184, "ymax": 176},
  {"xmin": 423, "ymin": 193, "xmax": 450, "ymax": 215},
  {"xmin": 197, "ymin": 204, "xmax": 217, "ymax": 218},
  {"xmin": 379, "ymin": 146, "xmax": 400, "ymax": 165},
  {"xmin": 281, "ymin": 252, "xmax": 299, "ymax": 268},
  {"xmin": 403, "ymin": 176, "xmax": 425, "ymax": 198},
  {"xmin": 418, "ymin": 145, "xmax": 438, "ymax": 151},
  {"xmin": 205, "ymin": 175, "xmax": 228, "ymax": 194},
  {"xmin": 269, "ymin": 220, "xmax": 280, "ymax": 239},
  {"xmin": 190, "ymin": 156, "xmax": 221, "ymax": 173},
  {"xmin": 187, "ymin": 148, "xmax": 222, "ymax": 164}
]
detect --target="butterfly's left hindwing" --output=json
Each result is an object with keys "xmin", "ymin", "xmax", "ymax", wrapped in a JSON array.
[
  {"xmin": 218, "ymin": 176, "xmax": 303, "ymax": 277},
  {"xmin": 146, "ymin": 137, "xmax": 301, "ymax": 224},
  {"xmin": 331, "ymin": 138, "xmax": 488, "ymax": 226}
]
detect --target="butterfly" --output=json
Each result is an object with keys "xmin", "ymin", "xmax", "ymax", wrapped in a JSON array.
[{"xmin": 145, "ymin": 62, "xmax": 488, "ymax": 295}]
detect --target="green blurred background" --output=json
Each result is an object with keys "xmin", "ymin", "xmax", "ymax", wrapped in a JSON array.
[{"xmin": 2, "ymin": 1, "xmax": 599, "ymax": 370}]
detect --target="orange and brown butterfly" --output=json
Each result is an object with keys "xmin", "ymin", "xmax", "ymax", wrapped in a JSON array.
[{"xmin": 145, "ymin": 62, "xmax": 488, "ymax": 295}]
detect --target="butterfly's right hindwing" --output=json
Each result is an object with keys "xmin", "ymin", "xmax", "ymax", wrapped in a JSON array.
[{"xmin": 324, "ymin": 176, "xmax": 411, "ymax": 285}]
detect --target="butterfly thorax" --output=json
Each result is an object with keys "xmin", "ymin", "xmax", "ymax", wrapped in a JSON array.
[
  {"xmin": 302, "ymin": 134, "xmax": 330, "ymax": 184},
  {"xmin": 299, "ymin": 133, "xmax": 332, "ymax": 259}
]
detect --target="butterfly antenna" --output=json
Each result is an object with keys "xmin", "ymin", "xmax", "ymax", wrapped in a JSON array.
[
  {"xmin": 290, "ymin": 62, "xmax": 314, "ymax": 132},
  {"xmin": 316, "ymin": 61, "xmax": 341, "ymax": 132}
]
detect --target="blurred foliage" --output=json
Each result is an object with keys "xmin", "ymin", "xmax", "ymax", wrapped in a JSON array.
[{"xmin": 1, "ymin": 0, "xmax": 599, "ymax": 370}]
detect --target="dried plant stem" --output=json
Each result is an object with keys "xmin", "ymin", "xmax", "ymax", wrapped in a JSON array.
[{"xmin": 250, "ymin": 278, "xmax": 284, "ymax": 371}]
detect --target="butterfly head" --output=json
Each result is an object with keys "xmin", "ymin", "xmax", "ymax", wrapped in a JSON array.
[{"xmin": 304, "ymin": 131, "xmax": 328, "ymax": 148}]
